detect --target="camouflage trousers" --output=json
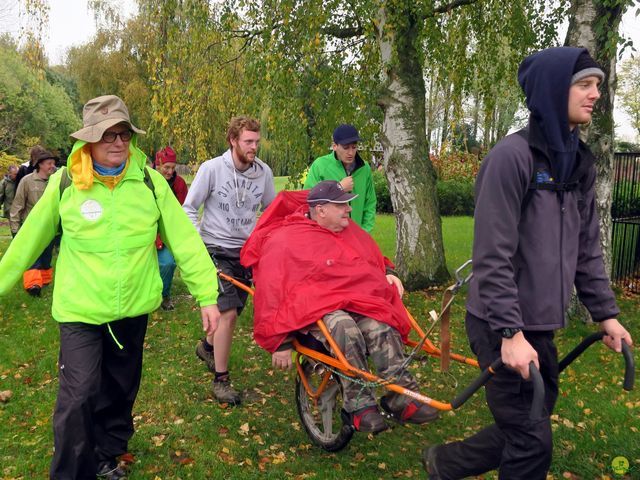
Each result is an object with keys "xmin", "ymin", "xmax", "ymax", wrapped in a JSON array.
[{"xmin": 310, "ymin": 310, "xmax": 418, "ymax": 413}]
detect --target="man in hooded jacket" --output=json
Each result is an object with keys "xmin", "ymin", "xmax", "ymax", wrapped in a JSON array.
[{"xmin": 421, "ymin": 48, "xmax": 633, "ymax": 480}]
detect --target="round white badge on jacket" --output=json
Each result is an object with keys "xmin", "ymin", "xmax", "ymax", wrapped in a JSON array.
[{"xmin": 80, "ymin": 199, "xmax": 103, "ymax": 221}]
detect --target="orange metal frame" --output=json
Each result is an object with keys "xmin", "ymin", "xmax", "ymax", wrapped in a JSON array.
[{"xmin": 218, "ymin": 271, "xmax": 479, "ymax": 411}]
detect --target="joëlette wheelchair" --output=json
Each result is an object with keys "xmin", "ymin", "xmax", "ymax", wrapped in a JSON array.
[{"xmin": 219, "ymin": 261, "xmax": 635, "ymax": 452}]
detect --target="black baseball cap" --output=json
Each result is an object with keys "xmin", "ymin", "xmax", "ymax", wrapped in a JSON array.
[
  {"xmin": 332, "ymin": 124, "xmax": 361, "ymax": 145},
  {"xmin": 307, "ymin": 180, "xmax": 358, "ymax": 206}
]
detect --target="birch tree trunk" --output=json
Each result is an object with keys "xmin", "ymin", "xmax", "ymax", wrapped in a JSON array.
[
  {"xmin": 565, "ymin": 0, "xmax": 627, "ymax": 319},
  {"xmin": 374, "ymin": 4, "xmax": 449, "ymax": 289},
  {"xmin": 565, "ymin": 0, "xmax": 624, "ymax": 274}
]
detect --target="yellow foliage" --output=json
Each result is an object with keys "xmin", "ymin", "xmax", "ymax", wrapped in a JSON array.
[{"xmin": 0, "ymin": 152, "xmax": 23, "ymax": 173}]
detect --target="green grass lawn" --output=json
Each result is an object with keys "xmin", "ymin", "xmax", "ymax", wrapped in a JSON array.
[
  {"xmin": 274, "ymin": 176, "xmax": 289, "ymax": 193},
  {"xmin": 0, "ymin": 208, "xmax": 638, "ymax": 479}
]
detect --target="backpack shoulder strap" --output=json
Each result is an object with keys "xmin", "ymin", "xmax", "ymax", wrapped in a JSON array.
[
  {"xmin": 514, "ymin": 130, "xmax": 538, "ymax": 213},
  {"xmin": 516, "ymin": 130, "xmax": 581, "ymax": 214},
  {"xmin": 59, "ymin": 167, "xmax": 72, "ymax": 199},
  {"xmin": 143, "ymin": 166, "xmax": 157, "ymax": 199}
]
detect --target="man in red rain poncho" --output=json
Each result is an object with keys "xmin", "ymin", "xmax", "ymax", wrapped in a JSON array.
[{"xmin": 241, "ymin": 180, "xmax": 439, "ymax": 433}]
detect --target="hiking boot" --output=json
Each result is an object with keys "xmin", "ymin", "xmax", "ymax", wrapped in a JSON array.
[
  {"xmin": 381, "ymin": 397, "xmax": 439, "ymax": 424},
  {"xmin": 421, "ymin": 446, "xmax": 442, "ymax": 480},
  {"xmin": 96, "ymin": 460, "xmax": 127, "ymax": 480},
  {"xmin": 195, "ymin": 339, "xmax": 215, "ymax": 372},
  {"xmin": 212, "ymin": 378, "xmax": 241, "ymax": 405},
  {"xmin": 343, "ymin": 405, "xmax": 388, "ymax": 433},
  {"xmin": 27, "ymin": 285, "xmax": 41, "ymax": 297},
  {"xmin": 161, "ymin": 296, "xmax": 174, "ymax": 311}
]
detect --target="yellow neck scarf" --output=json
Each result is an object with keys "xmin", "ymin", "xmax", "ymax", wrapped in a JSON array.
[{"xmin": 69, "ymin": 144, "xmax": 130, "ymax": 190}]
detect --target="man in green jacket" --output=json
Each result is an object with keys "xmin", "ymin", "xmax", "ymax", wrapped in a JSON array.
[
  {"xmin": 0, "ymin": 95, "xmax": 220, "ymax": 480},
  {"xmin": 303, "ymin": 124, "xmax": 377, "ymax": 232}
]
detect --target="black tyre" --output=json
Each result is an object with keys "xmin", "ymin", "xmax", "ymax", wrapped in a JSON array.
[{"xmin": 295, "ymin": 359, "xmax": 354, "ymax": 452}]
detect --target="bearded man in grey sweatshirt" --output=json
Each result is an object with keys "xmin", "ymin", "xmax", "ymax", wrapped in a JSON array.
[{"xmin": 184, "ymin": 116, "xmax": 275, "ymax": 405}]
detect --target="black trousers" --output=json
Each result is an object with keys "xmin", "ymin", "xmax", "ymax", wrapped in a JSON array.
[
  {"xmin": 49, "ymin": 315, "xmax": 148, "ymax": 480},
  {"xmin": 435, "ymin": 312, "xmax": 559, "ymax": 480}
]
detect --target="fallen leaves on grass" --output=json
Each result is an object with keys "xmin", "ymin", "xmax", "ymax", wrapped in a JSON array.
[
  {"xmin": 562, "ymin": 472, "xmax": 580, "ymax": 479},
  {"xmin": 119, "ymin": 452, "xmax": 136, "ymax": 465},
  {"xmin": 170, "ymin": 450, "xmax": 194, "ymax": 465},
  {"xmin": 218, "ymin": 446, "xmax": 235, "ymax": 464},
  {"xmin": 0, "ymin": 389, "xmax": 12, "ymax": 402},
  {"xmin": 152, "ymin": 434, "xmax": 166, "ymax": 447}
]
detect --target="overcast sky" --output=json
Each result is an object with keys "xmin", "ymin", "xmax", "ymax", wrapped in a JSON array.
[{"xmin": 1, "ymin": 0, "xmax": 638, "ymax": 140}]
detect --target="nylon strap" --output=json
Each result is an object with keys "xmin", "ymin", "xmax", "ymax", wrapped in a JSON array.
[{"xmin": 439, "ymin": 285, "xmax": 454, "ymax": 372}]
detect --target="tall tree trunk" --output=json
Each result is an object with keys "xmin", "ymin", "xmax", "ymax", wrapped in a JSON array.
[
  {"xmin": 440, "ymin": 85, "xmax": 451, "ymax": 149},
  {"xmin": 565, "ymin": 0, "xmax": 627, "ymax": 319},
  {"xmin": 426, "ymin": 75, "xmax": 435, "ymax": 150},
  {"xmin": 482, "ymin": 107, "xmax": 492, "ymax": 148},
  {"xmin": 565, "ymin": 0, "xmax": 624, "ymax": 273},
  {"xmin": 375, "ymin": 3, "xmax": 449, "ymax": 290},
  {"xmin": 472, "ymin": 91, "xmax": 480, "ymax": 144}
]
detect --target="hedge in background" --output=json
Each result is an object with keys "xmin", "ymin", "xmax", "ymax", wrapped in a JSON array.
[
  {"xmin": 612, "ymin": 179, "xmax": 640, "ymax": 218},
  {"xmin": 373, "ymin": 169, "xmax": 475, "ymax": 216},
  {"xmin": 437, "ymin": 180, "xmax": 475, "ymax": 216},
  {"xmin": 431, "ymin": 151, "xmax": 481, "ymax": 181},
  {"xmin": 373, "ymin": 169, "xmax": 393, "ymax": 213}
]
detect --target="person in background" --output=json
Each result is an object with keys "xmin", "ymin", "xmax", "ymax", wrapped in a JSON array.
[
  {"xmin": 154, "ymin": 145, "xmax": 189, "ymax": 310},
  {"xmin": 303, "ymin": 124, "xmax": 376, "ymax": 232},
  {"xmin": 15, "ymin": 145, "xmax": 47, "ymax": 187},
  {"xmin": 184, "ymin": 115, "xmax": 276, "ymax": 405},
  {"xmin": 0, "ymin": 164, "xmax": 18, "ymax": 218},
  {"xmin": 9, "ymin": 149, "xmax": 58, "ymax": 296},
  {"xmin": 0, "ymin": 94, "xmax": 220, "ymax": 480}
]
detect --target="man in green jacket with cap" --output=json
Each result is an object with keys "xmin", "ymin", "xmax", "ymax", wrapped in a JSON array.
[{"xmin": 303, "ymin": 124, "xmax": 377, "ymax": 232}]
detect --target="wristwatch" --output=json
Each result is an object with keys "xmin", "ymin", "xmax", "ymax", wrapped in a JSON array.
[{"xmin": 501, "ymin": 327, "xmax": 522, "ymax": 339}]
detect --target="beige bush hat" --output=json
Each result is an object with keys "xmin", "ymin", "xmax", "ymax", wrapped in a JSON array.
[{"xmin": 70, "ymin": 95, "xmax": 145, "ymax": 143}]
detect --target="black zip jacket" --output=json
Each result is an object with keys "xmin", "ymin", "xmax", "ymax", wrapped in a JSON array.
[{"xmin": 466, "ymin": 118, "xmax": 619, "ymax": 332}]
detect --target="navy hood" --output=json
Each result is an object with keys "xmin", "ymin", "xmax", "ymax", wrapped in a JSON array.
[
  {"xmin": 518, "ymin": 47, "xmax": 590, "ymax": 181},
  {"xmin": 518, "ymin": 46, "xmax": 588, "ymax": 152}
]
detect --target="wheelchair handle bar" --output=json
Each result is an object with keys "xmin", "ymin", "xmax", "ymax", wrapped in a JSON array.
[
  {"xmin": 450, "ymin": 332, "xmax": 634, "ymax": 417},
  {"xmin": 451, "ymin": 360, "xmax": 544, "ymax": 421},
  {"xmin": 558, "ymin": 331, "xmax": 634, "ymax": 391}
]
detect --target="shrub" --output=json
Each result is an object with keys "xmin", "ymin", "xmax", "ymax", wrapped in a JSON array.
[
  {"xmin": 0, "ymin": 152, "xmax": 22, "ymax": 174},
  {"xmin": 437, "ymin": 179, "xmax": 475, "ymax": 216},
  {"xmin": 612, "ymin": 180, "xmax": 640, "ymax": 218},
  {"xmin": 373, "ymin": 169, "xmax": 393, "ymax": 213},
  {"xmin": 373, "ymin": 169, "xmax": 475, "ymax": 216},
  {"xmin": 431, "ymin": 151, "xmax": 481, "ymax": 181}
]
